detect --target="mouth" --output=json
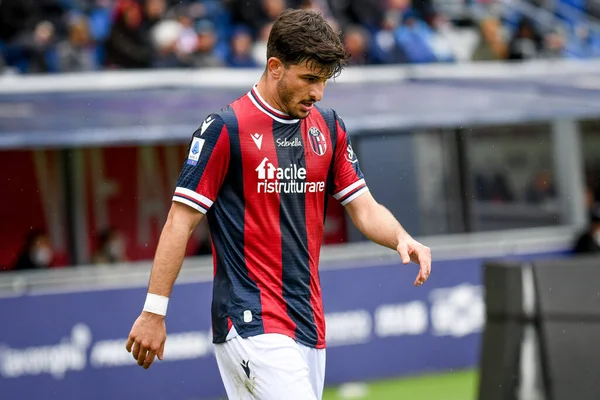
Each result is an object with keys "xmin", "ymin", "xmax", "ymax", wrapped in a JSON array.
[{"xmin": 300, "ymin": 101, "xmax": 314, "ymax": 112}]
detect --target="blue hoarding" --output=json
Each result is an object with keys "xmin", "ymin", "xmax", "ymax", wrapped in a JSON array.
[{"xmin": 0, "ymin": 254, "xmax": 550, "ymax": 399}]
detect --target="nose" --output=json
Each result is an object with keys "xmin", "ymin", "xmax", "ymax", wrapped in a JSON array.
[{"xmin": 309, "ymin": 81, "xmax": 326, "ymax": 102}]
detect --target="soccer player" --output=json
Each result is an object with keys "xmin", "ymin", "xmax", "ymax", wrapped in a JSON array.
[{"xmin": 126, "ymin": 9, "xmax": 432, "ymax": 400}]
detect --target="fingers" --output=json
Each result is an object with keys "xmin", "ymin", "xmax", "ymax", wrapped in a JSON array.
[
  {"xmin": 157, "ymin": 341, "xmax": 165, "ymax": 361},
  {"xmin": 396, "ymin": 242, "xmax": 410, "ymax": 264},
  {"xmin": 414, "ymin": 270, "xmax": 427, "ymax": 287},
  {"xmin": 137, "ymin": 342, "xmax": 149, "ymax": 366},
  {"xmin": 414, "ymin": 246, "xmax": 432, "ymax": 287},
  {"xmin": 143, "ymin": 350, "xmax": 157, "ymax": 369},
  {"xmin": 132, "ymin": 341, "xmax": 141, "ymax": 360},
  {"xmin": 125, "ymin": 337, "xmax": 134, "ymax": 353},
  {"xmin": 129, "ymin": 336, "xmax": 162, "ymax": 369}
]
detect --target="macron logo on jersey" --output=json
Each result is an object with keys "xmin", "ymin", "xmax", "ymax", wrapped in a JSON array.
[
  {"xmin": 200, "ymin": 117, "xmax": 215, "ymax": 135},
  {"xmin": 256, "ymin": 157, "xmax": 324, "ymax": 194},
  {"xmin": 251, "ymin": 133, "xmax": 263, "ymax": 150}
]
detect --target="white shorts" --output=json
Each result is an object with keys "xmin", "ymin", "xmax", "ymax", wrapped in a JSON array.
[{"xmin": 214, "ymin": 327, "xmax": 326, "ymax": 400}]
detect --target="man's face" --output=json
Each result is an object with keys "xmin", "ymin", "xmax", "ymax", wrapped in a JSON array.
[{"xmin": 275, "ymin": 60, "xmax": 330, "ymax": 119}]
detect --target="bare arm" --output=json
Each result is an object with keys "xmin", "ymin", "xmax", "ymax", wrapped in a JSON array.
[
  {"xmin": 126, "ymin": 201, "xmax": 204, "ymax": 369},
  {"xmin": 147, "ymin": 201, "xmax": 204, "ymax": 297},
  {"xmin": 345, "ymin": 191, "xmax": 431, "ymax": 286}
]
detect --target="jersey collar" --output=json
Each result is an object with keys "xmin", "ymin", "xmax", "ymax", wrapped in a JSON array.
[{"xmin": 247, "ymin": 85, "xmax": 300, "ymax": 124}]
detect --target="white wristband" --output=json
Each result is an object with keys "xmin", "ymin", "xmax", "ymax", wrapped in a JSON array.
[{"xmin": 143, "ymin": 293, "xmax": 169, "ymax": 316}]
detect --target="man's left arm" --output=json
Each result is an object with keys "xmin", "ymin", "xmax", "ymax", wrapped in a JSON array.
[{"xmin": 345, "ymin": 191, "xmax": 432, "ymax": 287}]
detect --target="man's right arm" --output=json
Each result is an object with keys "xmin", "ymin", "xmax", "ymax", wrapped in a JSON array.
[
  {"xmin": 147, "ymin": 201, "xmax": 204, "ymax": 298},
  {"xmin": 126, "ymin": 113, "xmax": 229, "ymax": 370},
  {"xmin": 126, "ymin": 202, "xmax": 203, "ymax": 369}
]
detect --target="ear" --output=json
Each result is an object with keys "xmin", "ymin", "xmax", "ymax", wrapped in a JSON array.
[{"xmin": 266, "ymin": 57, "xmax": 284, "ymax": 80}]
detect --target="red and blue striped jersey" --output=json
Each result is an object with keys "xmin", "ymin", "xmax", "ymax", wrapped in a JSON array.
[{"xmin": 173, "ymin": 86, "xmax": 369, "ymax": 349}]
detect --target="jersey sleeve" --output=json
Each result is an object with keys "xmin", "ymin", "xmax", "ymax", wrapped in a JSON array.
[
  {"xmin": 172, "ymin": 114, "xmax": 230, "ymax": 213},
  {"xmin": 329, "ymin": 113, "xmax": 369, "ymax": 206}
]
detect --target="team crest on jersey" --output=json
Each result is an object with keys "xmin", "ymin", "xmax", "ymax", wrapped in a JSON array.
[{"xmin": 308, "ymin": 127, "xmax": 326, "ymax": 156}]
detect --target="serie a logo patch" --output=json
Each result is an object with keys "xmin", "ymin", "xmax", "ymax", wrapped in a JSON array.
[{"xmin": 187, "ymin": 137, "xmax": 205, "ymax": 166}]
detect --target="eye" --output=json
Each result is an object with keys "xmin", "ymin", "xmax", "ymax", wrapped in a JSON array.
[{"xmin": 304, "ymin": 76, "xmax": 318, "ymax": 83}]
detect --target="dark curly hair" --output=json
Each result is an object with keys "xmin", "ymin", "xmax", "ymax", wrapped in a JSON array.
[{"xmin": 266, "ymin": 9, "xmax": 350, "ymax": 79}]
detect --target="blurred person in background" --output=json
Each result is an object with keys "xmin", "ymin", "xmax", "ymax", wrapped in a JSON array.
[
  {"xmin": 103, "ymin": 0, "xmax": 155, "ymax": 69},
  {"xmin": 472, "ymin": 17, "xmax": 508, "ymax": 61},
  {"xmin": 13, "ymin": 230, "xmax": 54, "ymax": 271},
  {"xmin": 190, "ymin": 19, "xmax": 224, "ymax": 67},
  {"xmin": 567, "ymin": 23, "xmax": 600, "ymax": 59},
  {"xmin": 507, "ymin": 17, "xmax": 565, "ymax": 60},
  {"xmin": 507, "ymin": 17, "xmax": 543, "ymax": 60},
  {"xmin": 126, "ymin": 9, "xmax": 431, "ymax": 399},
  {"xmin": 3, "ymin": 19, "xmax": 57, "ymax": 73},
  {"xmin": 343, "ymin": 25, "xmax": 372, "ymax": 65},
  {"xmin": 228, "ymin": 0, "xmax": 287, "ymax": 33},
  {"xmin": 56, "ymin": 14, "xmax": 98, "ymax": 71},
  {"xmin": 573, "ymin": 206, "xmax": 600, "ymax": 254},
  {"xmin": 92, "ymin": 227, "xmax": 128, "ymax": 264},
  {"xmin": 150, "ymin": 9, "xmax": 188, "ymax": 67},
  {"xmin": 394, "ymin": 10, "xmax": 439, "ymax": 63},
  {"xmin": 368, "ymin": 0, "xmax": 410, "ymax": 64},
  {"xmin": 252, "ymin": 22, "xmax": 273, "ymax": 66},
  {"xmin": 328, "ymin": 0, "xmax": 385, "ymax": 31},
  {"xmin": 226, "ymin": 26, "xmax": 258, "ymax": 67}
]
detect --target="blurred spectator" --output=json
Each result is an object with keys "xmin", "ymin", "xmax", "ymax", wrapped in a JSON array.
[
  {"xmin": 252, "ymin": 22, "xmax": 273, "ymax": 66},
  {"xmin": 151, "ymin": 17, "xmax": 186, "ymax": 67},
  {"xmin": 508, "ymin": 18, "xmax": 543, "ymax": 60},
  {"xmin": 3, "ymin": 20, "xmax": 58, "ymax": 73},
  {"xmin": 506, "ymin": 17, "xmax": 564, "ymax": 60},
  {"xmin": 56, "ymin": 15, "xmax": 98, "ymax": 71},
  {"xmin": 394, "ymin": 10, "xmax": 438, "ymax": 64},
  {"xmin": 369, "ymin": 0, "xmax": 410, "ymax": 64},
  {"xmin": 567, "ymin": 23, "xmax": 600, "ymax": 59},
  {"xmin": 13, "ymin": 230, "xmax": 54, "ymax": 271},
  {"xmin": 93, "ymin": 227, "xmax": 128, "ymax": 264},
  {"xmin": 228, "ymin": 0, "xmax": 285, "ymax": 33},
  {"xmin": 425, "ymin": 13, "xmax": 457, "ymax": 62},
  {"xmin": 190, "ymin": 19, "xmax": 224, "ymax": 68},
  {"xmin": 226, "ymin": 26, "xmax": 258, "ymax": 68},
  {"xmin": 297, "ymin": 0, "xmax": 338, "ymax": 30},
  {"xmin": 472, "ymin": 17, "xmax": 508, "ymax": 61},
  {"xmin": 0, "ymin": 0, "xmax": 595, "ymax": 74},
  {"xmin": 344, "ymin": 25, "xmax": 372, "ymax": 65},
  {"xmin": 328, "ymin": 0, "xmax": 385, "ymax": 31},
  {"xmin": 104, "ymin": 0, "xmax": 154, "ymax": 69},
  {"xmin": 573, "ymin": 206, "xmax": 600, "ymax": 254}
]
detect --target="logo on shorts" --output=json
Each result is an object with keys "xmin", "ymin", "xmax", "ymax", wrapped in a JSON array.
[
  {"xmin": 241, "ymin": 360, "xmax": 251, "ymax": 379},
  {"xmin": 308, "ymin": 127, "xmax": 326, "ymax": 156}
]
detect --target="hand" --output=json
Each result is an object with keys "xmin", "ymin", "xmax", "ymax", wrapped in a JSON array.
[
  {"xmin": 396, "ymin": 234, "xmax": 432, "ymax": 287},
  {"xmin": 126, "ymin": 311, "xmax": 167, "ymax": 369}
]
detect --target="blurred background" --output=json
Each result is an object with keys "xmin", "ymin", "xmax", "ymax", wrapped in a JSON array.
[{"xmin": 1, "ymin": 0, "xmax": 600, "ymax": 399}]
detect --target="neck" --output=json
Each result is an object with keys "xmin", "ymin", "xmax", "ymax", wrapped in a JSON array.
[{"xmin": 256, "ymin": 75, "xmax": 287, "ymax": 114}]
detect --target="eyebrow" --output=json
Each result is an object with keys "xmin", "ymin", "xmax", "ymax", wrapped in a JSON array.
[{"xmin": 302, "ymin": 73, "xmax": 330, "ymax": 80}]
